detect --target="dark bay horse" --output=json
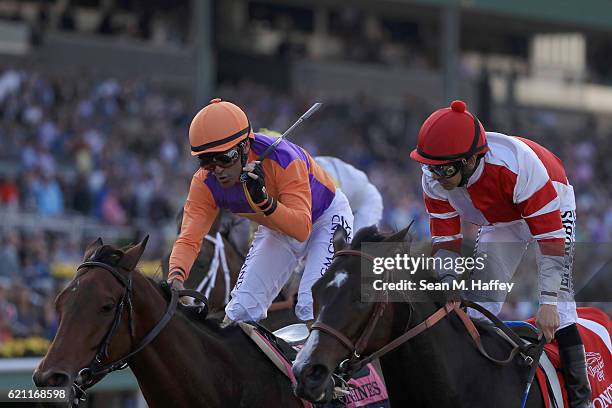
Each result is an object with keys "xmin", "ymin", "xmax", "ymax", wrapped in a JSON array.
[
  {"xmin": 292, "ymin": 226, "xmax": 545, "ymax": 408},
  {"xmin": 34, "ymin": 237, "xmax": 304, "ymax": 408}
]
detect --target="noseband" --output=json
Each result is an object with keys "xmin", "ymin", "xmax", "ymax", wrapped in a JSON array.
[{"xmin": 70, "ymin": 261, "xmax": 207, "ymax": 406}]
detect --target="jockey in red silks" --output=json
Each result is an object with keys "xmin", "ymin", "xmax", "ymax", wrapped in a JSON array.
[
  {"xmin": 410, "ymin": 100, "xmax": 592, "ymax": 408},
  {"xmin": 167, "ymin": 98, "xmax": 353, "ymax": 324}
]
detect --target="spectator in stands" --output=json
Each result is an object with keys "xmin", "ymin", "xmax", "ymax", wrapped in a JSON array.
[
  {"xmin": 32, "ymin": 173, "xmax": 64, "ymax": 217},
  {"xmin": 0, "ymin": 175, "xmax": 19, "ymax": 210},
  {"xmin": 11, "ymin": 284, "xmax": 42, "ymax": 338},
  {"xmin": 0, "ymin": 232, "xmax": 21, "ymax": 283},
  {"xmin": 0, "ymin": 281, "xmax": 16, "ymax": 342},
  {"xmin": 57, "ymin": 4, "xmax": 76, "ymax": 32},
  {"xmin": 51, "ymin": 235, "xmax": 82, "ymax": 264},
  {"xmin": 97, "ymin": 6, "xmax": 116, "ymax": 36}
]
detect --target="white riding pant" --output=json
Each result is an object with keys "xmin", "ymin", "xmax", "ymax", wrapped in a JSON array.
[
  {"xmin": 352, "ymin": 184, "xmax": 384, "ymax": 233},
  {"xmin": 468, "ymin": 210, "xmax": 577, "ymax": 330},
  {"xmin": 225, "ymin": 190, "xmax": 354, "ymax": 322}
]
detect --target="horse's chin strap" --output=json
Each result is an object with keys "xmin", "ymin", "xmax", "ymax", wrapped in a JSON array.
[{"xmin": 71, "ymin": 261, "xmax": 208, "ymax": 407}]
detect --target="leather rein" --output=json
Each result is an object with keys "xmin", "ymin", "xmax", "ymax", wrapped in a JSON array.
[
  {"xmin": 70, "ymin": 261, "xmax": 208, "ymax": 406},
  {"xmin": 310, "ymin": 249, "xmax": 534, "ymax": 376}
]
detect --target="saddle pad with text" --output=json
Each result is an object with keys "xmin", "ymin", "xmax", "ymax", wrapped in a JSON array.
[
  {"xmin": 242, "ymin": 323, "xmax": 390, "ymax": 408},
  {"xmin": 528, "ymin": 308, "xmax": 611, "ymax": 408}
]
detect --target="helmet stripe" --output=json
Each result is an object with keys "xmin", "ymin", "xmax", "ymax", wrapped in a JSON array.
[{"xmin": 191, "ymin": 122, "xmax": 251, "ymax": 153}]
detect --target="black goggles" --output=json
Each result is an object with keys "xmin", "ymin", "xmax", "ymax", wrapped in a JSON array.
[
  {"xmin": 198, "ymin": 145, "xmax": 241, "ymax": 170},
  {"xmin": 423, "ymin": 161, "xmax": 463, "ymax": 179}
]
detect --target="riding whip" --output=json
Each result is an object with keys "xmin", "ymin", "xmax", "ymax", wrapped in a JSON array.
[{"xmin": 239, "ymin": 102, "xmax": 323, "ymax": 183}]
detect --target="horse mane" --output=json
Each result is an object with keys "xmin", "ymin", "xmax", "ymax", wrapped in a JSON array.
[
  {"xmin": 90, "ymin": 244, "xmax": 226, "ymax": 328},
  {"xmin": 346, "ymin": 225, "xmax": 448, "ymax": 305},
  {"xmin": 142, "ymin": 275, "xmax": 230, "ymax": 336}
]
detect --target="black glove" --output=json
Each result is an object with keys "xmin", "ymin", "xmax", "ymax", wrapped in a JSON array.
[
  {"xmin": 168, "ymin": 274, "xmax": 196, "ymax": 306},
  {"xmin": 242, "ymin": 161, "xmax": 277, "ymax": 215}
]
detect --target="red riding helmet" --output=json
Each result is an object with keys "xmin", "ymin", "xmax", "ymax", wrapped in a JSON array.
[{"xmin": 410, "ymin": 100, "xmax": 488, "ymax": 165}]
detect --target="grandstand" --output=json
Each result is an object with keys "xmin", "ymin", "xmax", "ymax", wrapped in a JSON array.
[{"xmin": 0, "ymin": 1, "xmax": 611, "ymax": 406}]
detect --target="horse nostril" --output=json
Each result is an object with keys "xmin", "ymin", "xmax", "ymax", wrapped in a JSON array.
[
  {"xmin": 34, "ymin": 370, "xmax": 71, "ymax": 387},
  {"xmin": 303, "ymin": 364, "xmax": 329, "ymax": 386},
  {"xmin": 49, "ymin": 371, "xmax": 71, "ymax": 387},
  {"xmin": 33, "ymin": 370, "xmax": 46, "ymax": 387}
]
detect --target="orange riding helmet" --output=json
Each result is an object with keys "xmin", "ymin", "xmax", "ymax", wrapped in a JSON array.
[
  {"xmin": 410, "ymin": 100, "xmax": 488, "ymax": 165},
  {"xmin": 189, "ymin": 98, "xmax": 255, "ymax": 156}
]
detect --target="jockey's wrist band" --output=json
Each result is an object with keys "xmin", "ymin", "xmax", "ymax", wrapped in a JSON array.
[
  {"xmin": 540, "ymin": 291, "xmax": 558, "ymax": 305},
  {"xmin": 259, "ymin": 197, "xmax": 277, "ymax": 216}
]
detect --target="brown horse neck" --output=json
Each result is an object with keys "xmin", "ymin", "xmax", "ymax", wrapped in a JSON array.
[
  {"xmin": 126, "ymin": 273, "xmax": 231, "ymax": 407},
  {"xmin": 126, "ymin": 273, "xmax": 303, "ymax": 408}
]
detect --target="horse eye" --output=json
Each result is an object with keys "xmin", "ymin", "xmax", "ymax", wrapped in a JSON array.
[{"xmin": 100, "ymin": 303, "xmax": 115, "ymax": 313}]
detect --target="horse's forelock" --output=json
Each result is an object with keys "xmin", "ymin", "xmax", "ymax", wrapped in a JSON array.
[{"xmin": 87, "ymin": 244, "xmax": 124, "ymax": 266}]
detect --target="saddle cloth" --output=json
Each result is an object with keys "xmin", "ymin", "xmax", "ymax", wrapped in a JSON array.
[
  {"xmin": 239, "ymin": 322, "xmax": 390, "ymax": 408},
  {"xmin": 525, "ymin": 307, "xmax": 612, "ymax": 408}
]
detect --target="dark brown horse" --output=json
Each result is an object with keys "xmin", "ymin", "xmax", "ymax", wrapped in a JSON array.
[
  {"xmin": 33, "ymin": 237, "xmax": 304, "ymax": 408},
  {"xmin": 293, "ymin": 226, "xmax": 546, "ymax": 408}
]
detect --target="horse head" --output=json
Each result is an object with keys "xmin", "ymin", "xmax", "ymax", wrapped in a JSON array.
[
  {"xmin": 293, "ymin": 224, "xmax": 413, "ymax": 403},
  {"xmin": 33, "ymin": 236, "xmax": 149, "ymax": 401}
]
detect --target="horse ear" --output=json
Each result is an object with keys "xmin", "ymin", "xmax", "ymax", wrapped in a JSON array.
[
  {"xmin": 383, "ymin": 221, "xmax": 414, "ymax": 244},
  {"xmin": 333, "ymin": 226, "xmax": 348, "ymax": 253},
  {"xmin": 83, "ymin": 238, "xmax": 103, "ymax": 261},
  {"xmin": 119, "ymin": 235, "xmax": 149, "ymax": 271}
]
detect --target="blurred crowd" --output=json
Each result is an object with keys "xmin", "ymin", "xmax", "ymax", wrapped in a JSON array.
[{"xmin": 1, "ymin": 68, "xmax": 611, "ymax": 345}]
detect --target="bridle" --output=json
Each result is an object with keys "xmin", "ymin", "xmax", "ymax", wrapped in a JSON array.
[
  {"xmin": 70, "ymin": 260, "xmax": 207, "ymax": 406},
  {"xmin": 310, "ymin": 250, "xmax": 386, "ymax": 369},
  {"xmin": 310, "ymin": 249, "xmax": 536, "ymax": 378}
]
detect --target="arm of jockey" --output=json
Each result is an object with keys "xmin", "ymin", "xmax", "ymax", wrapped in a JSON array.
[
  {"xmin": 264, "ymin": 159, "xmax": 313, "ymax": 242},
  {"xmin": 422, "ymin": 176, "xmax": 463, "ymax": 282},
  {"xmin": 169, "ymin": 170, "xmax": 219, "ymax": 283},
  {"xmin": 513, "ymin": 159, "xmax": 565, "ymax": 305}
]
